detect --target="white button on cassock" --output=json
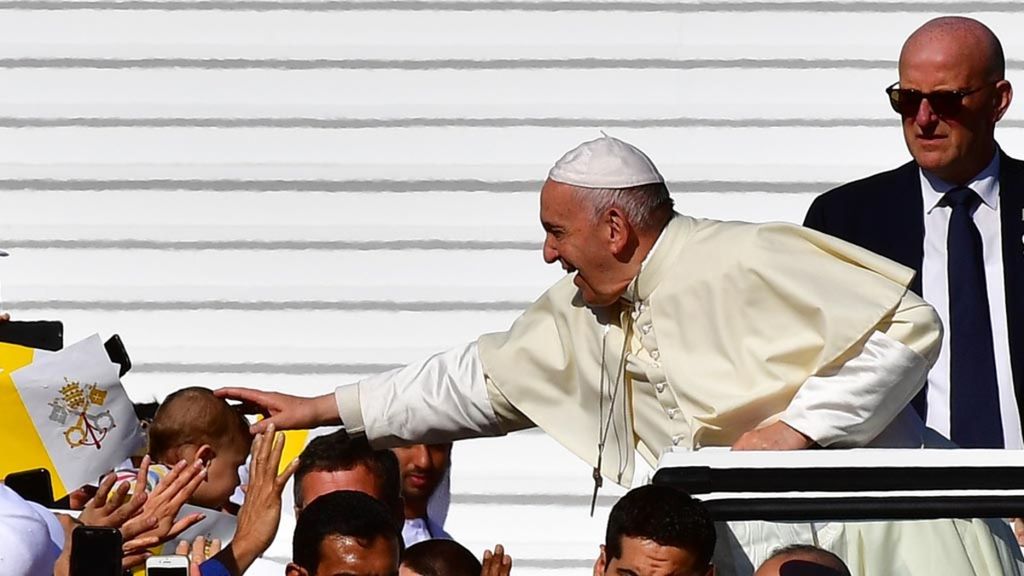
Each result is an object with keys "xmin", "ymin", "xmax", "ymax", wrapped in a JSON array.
[
  {"xmin": 671, "ymin": 434, "xmax": 683, "ymax": 446},
  {"xmin": 666, "ymin": 408, "xmax": 679, "ymax": 419},
  {"xmin": 655, "ymin": 382, "xmax": 666, "ymax": 393},
  {"xmin": 641, "ymin": 324, "xmax": 652, "ymax": 334},
  {"xmin": 651, "ymin": 350, "xmax": 660, "ymax": 360}
]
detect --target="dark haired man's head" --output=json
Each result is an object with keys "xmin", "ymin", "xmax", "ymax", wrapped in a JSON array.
[
  {"xmin": 147, "ymin": 386, "xmax": 252, "ymax": 509},
  {"xmin": 391, "ymin": 443, "xmax": 451, "ymax": 520},
  {"xmin": 755, "ymin": 545, "xmax": 850, "ymax": 576},
  {"xmin": 294, "ymin": 430, "xmax": 403, "ymax": 524},
  {"xmin": 287, "ymin": 490, "xmax": 402, "ymax": 576},
  {"xmin": 399, "ymin": 539, "xmax": 481, "ymax": 576},
  {"xmin": 595, "ymin": 485, "xmax": 715, "ymax": 576}
]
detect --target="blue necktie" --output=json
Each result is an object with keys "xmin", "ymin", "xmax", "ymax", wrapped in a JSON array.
[{"xmin": 945, "ymin": 186, "xmax": 1003, "ymax": 448}]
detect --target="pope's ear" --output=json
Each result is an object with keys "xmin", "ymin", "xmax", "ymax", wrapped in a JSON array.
[{"xmin": 605, "ymin": 206, "xmax": 630, "ymax": 252}]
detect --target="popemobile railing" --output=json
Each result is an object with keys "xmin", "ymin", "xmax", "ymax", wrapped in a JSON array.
[{"xmin": 653, "ymin": 448, "xmax": 1024, "ymax": 521}]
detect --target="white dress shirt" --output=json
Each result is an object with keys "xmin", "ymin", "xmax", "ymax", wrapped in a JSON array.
[{"xmin": 920, "ymin": 151, "xmax": 1022, "ymax": 448}]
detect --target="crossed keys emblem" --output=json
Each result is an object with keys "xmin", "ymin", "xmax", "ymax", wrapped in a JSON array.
[{"xmin": 47, "ymin": 378, "xmax": 116, "ymax": 449}]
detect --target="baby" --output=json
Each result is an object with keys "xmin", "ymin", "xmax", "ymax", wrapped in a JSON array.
[{"xmin": 115, "ymin": 387, "xmax": 252, "ymax": 511}]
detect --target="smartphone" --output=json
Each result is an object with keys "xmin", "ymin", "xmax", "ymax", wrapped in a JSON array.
[
  {"xmin": 70, "ymin": 526, "xmax": 122, "ymax": 576},
  {"xmin": 146, "ymin": 554, "xmax": 191, "ymax": 576},
  {"xmin": 4, "ymin": 468, "xmax": 54, "ymax": 508},
  {"xmin": 0, "ymin": 320, "xmax": 63, "ymax": 351},
  {"xmin": 104, "ymin": 333, "xmax": 132, "ymax": 377}
]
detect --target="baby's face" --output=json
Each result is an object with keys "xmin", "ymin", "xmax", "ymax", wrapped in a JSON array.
[{"xmin": 191, "ymin": 441, "xmax": 249, "ymax": 510}]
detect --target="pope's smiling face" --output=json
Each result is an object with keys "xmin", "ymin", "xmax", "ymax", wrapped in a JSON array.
[{"xmin": 540, "ymin": 179, "xmax": 627, "ymax": 307}]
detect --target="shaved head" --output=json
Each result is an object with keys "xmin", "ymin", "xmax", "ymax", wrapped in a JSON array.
[{"xmin": 901, "ymin": 16, "xmax": 1004, "ymax": 82}]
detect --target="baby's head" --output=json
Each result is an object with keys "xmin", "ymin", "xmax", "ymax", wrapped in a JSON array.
[{"xmin": 148, "ymin": 386, "xmax": 253, "ymax": 509}]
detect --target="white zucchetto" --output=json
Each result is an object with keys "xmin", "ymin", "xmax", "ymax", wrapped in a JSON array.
[{"xmin": 547, "ymin": 135, "xmax": 665, "ymax": 189}]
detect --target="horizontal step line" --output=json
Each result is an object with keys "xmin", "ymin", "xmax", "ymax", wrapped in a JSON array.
[
  {"xmin": 0, "ymin": 239, "xmax": 540, "ymax": 251},
  {"xmin": 0, "ymin": 179, "xmax": 837, "ymax": 193},
  {"xmin": 0, "ymin": 116, "xmax": 925, "ymax": 128},
  {"xmin": 9, "ymin": 299, "xmax": 534, "ymax": 311},
  {"xmin": 0, "ymin": 57, "xmax": 904, "ymax": 70},
  {"xmin": 452, "ymin": 493, "xmax": 618, "ymax": 507},
  {"xmin": 0, "ymin": 1, "xmax": 1019, "ymax": 13},
  {"xmin": 134, "ymin": 361, "xmax": 403, "ymax": 374}
]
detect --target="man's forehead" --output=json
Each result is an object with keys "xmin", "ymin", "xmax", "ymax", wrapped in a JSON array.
[
  {"xmin": 302, "ymin": 467, "xmax": 385, "ymax": 502},
  {"xmin": 319, "ymin": 535, "xmax": 400, "ymax": 576}
]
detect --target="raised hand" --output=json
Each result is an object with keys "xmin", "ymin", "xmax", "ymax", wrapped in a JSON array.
[{"xmin": 481, "ymin": 544, "xmax": 512, "ymax": 576}]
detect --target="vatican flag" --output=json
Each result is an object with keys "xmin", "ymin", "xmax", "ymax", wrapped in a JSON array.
[{"xmin": 0, "ymin": 334, "xmax": 145, "ymax": 497}]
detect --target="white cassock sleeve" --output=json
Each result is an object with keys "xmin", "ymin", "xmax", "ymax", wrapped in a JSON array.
[
  {"xmin": 334, "ymin": 342, "xmax": 532, "ymax": 449},
  {"xmin": 338, "ymin": 290, "xmax": 940, "ymax": 450},
  {"xmin": 780, "ymin": 289, "xmax": 941, "ymax": 447}
]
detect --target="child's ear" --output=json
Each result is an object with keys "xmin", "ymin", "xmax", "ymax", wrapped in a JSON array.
[
  {"xmin": 285, "ymin": 562, "xmax": 309, "ymax": 576},
  {"xmin": 195, "ymin": 444, "xmax": 218, "ymax": 467}
]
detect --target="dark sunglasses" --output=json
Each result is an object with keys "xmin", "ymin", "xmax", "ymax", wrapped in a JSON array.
[{"xmin": 885, "ymin": 82, "xmax": 986, "ymax": 117}]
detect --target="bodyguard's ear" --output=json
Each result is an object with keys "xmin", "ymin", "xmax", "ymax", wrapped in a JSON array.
[{"xmin": 286, "ymin": 562, "xmax": 309, "ymax": 576}]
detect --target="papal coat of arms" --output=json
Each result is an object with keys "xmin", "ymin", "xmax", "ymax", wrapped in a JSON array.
[{"xmin": 47, "ymin": 378, "xmax": 116, "ymax": 449}]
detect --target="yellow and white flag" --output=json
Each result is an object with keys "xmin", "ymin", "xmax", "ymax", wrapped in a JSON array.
[{"xmin": 0, "ymin": 334, "xmax": 145, "ymax": 497}]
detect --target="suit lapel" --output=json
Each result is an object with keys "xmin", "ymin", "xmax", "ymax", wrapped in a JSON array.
[
  {"xmin": 888, "ymin": 162, "xmax": 926, "ymax": 294},
  {"xmin": 998, "ymin": 152, "xmax": 1024, "ymax": 421}
]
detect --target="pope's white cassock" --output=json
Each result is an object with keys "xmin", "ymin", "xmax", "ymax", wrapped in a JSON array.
[{"xmin": 329, "ymin": 137, "xmax": 1020, "ymax": 574}]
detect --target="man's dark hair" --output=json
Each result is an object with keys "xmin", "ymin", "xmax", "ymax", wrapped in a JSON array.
[
  {"xmin": 605, "ymin": 485, "xmax": 716, "ymax": 569},
  {"xmin": 764, "ymin": 544, "xmax": 850, "ymax": 576},
  {"xmin": 294, "ymin": 429, "xmax": 401, "ymax": 507},
  {"xmin": 292, "ymin": 490, "xmax": 402, "ymax": 574},
  {"xmin": 401, "ymin": 539, "xmax": 482, "ymax": 576}
]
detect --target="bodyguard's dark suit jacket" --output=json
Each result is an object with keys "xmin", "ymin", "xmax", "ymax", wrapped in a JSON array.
[{"xmin": 803, "ymin": 152, "xmax": 1024, "ymax": 427}]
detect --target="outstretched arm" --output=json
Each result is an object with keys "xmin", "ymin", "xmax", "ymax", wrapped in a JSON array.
[{"xmin": 217, "ymin": 341, "xmax": 532, "ymax": 446}]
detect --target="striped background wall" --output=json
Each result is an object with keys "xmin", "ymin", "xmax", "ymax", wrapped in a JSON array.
[{"xmin": 2, "ymin": 1, "xmax": 1024, "ymax": 574}]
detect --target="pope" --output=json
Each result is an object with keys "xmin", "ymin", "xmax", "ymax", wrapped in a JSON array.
[{"xmin": 218, "ymin": 136, "xmax": 941, "ymax": 488}]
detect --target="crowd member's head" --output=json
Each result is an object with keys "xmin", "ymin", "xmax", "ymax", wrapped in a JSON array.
[
  {"xmin": 400, "ymin": 539, "xmax": 482, "ymax": 576},
  {"xmin": 294, "ymin": 430, "xmax": 403, "ymax": 523},
  {"xmin": 893, "ymin": 16, "xmax": 1012, "ymax": 185},
  {"xmin": 595, "ymin": 485, "xmax": 715, "ymax": 576},
  {"xmin": 754, "ymin": 545, "xmax": 850, "ymax": 576},
  {"xmin": 288, "ymin": 490, "xmax": 401, "ymax": 576},
  {"xmin": 391, "ymin": 443, "xmax": 451, "ymax": 520},
  {"xmin": 541, "ymin": 136, "xmax": 675, "ymax": 307},
  {"xmin": 147, "ymin": 386, "xmax": 252, "ymax": 509}
]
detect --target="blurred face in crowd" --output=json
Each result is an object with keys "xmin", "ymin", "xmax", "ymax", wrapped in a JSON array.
[
  {"xmin": 541, "ymin": 179, "xmax": 633, "ymax": 307},
  {"xmin": 287, "ymin": 535, "xmax": 400, "ymax": 576},
  {"xmin": 896, "ymin": 19, "xmax": 1011, "ymax": 184},
  {"xmin": 296, "ymin": 465, "xmax": 387, "ymax": 512},
  {"xmin": 595, "ymin": 537, "xmax": 714, "ymax": 576},
  {"xmin": 391, "ymin": 444, "xmax": 450, "ymax": 513}
]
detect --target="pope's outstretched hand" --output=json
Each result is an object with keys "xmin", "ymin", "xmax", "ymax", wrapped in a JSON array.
[{"xmin": 214, "ymin": 388, "xmax": 340, "ymax": 434}]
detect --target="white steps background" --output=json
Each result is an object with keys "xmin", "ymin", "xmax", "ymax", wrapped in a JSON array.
[{"xmin": 2, "ymin": 1, "xmax": 1024, "ymax": 574}]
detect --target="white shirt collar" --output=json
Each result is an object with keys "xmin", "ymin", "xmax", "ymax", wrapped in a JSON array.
[
  {"xmin": 620, "ymin": 214, "xmax": 674, "ymax": 304},
  {"xmin": 921, "ymin": 150, "xmax": 1000, "ymax": 214}
]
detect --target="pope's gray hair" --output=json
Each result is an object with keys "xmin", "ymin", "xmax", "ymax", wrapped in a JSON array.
[{"xmin": 572, "ymin": 182, "xmax": 674, "ymax": 231}]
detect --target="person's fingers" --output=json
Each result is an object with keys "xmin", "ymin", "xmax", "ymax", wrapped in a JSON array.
[
  {"xmin": 108, "ymin": 489, "xmax": 148, "ymax": 527},
  {"xmin": 276, "ymin": 456, "xmax": 300, "ymax": 491},
  {"xmin": 91, "ymin": 473, "xmax": 117, "ymax": 509},
  {"xmin": 175, "ymin": 539, "xmax": 189, "ymax": 556},
  {"xmin": 106, "ymin": 479, "xmax": 131, "ymax": 512},
  {"xmin": 150, "ymin": 459, "xmax": 188, "ymax": 499},
  {"xmin": 270, "ymin": 429, "xmax": 286, "ymax": 470},
  {"xmin": 500, "ymin": 554, "xmax": 512, "ymax": 576},
  {"xmin": 122, "ymin": 551, "xmax": 152, "ymax": 570},
  {"xmin": 214, "ymin": 388, "xmax": 275, "ymax": 408},
  {"xmin": 123, "ymin": 534, "xmax": 161, "ymax": 552},
  {"xmin": 208, "ymin": 538, "xmax": 222, "ymax": 557},
  {"xmin": 168, "ymin": 464, "xmax": 207, "ymax": 510},
  {"xmin": 134, "ymin": 455, "xmax": 151, "ymax": 494},
  {"xmin": 166, "ymin": 513, "xmax": 206, "ymax": 541},
  {"xmin": 120, "ymin": 512, "xmax": 158, "ymax": 540},
  {"xmin": 191, "ymin": 535, "xmax": 207, "ymax": 564}
]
